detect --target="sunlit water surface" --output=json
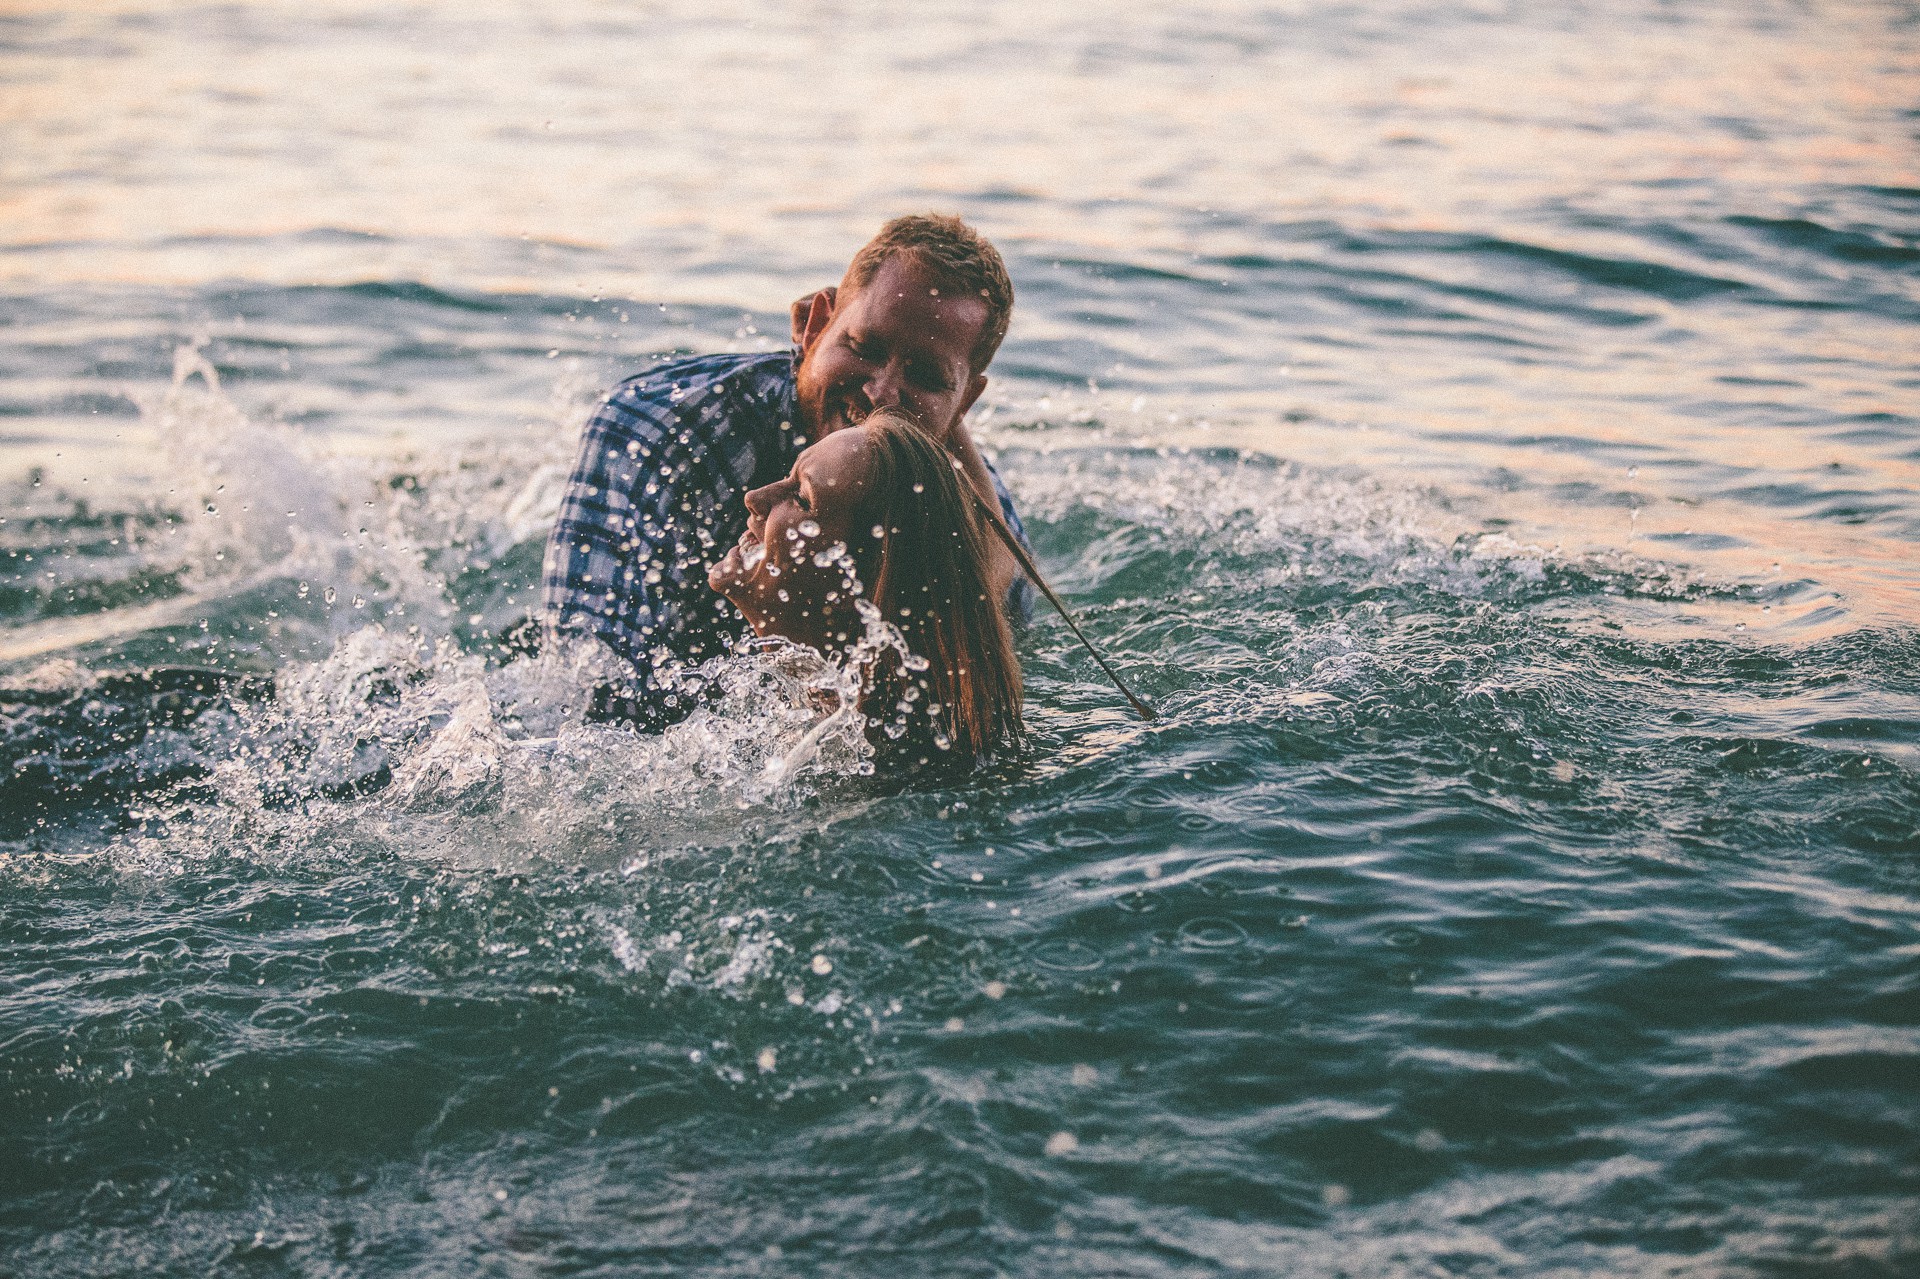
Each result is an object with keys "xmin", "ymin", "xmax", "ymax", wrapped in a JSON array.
[{"xmin": 3, "ymin": 2, "xmax": 1918, "ymax": 1275}]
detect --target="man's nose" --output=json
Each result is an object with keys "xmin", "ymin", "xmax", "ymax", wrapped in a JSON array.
[{"xmin": 863, "ymin": 361, "xmax": 905, "ymax": 410}]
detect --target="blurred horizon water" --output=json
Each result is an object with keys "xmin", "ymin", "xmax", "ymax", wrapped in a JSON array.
[
  {"xmin": 3, "ymin": 2, "xmax": 1919, "ymax": 1276},
  {"xmin": 7, "ymin": 0, "xmax": 1919, "ymax": 631}
]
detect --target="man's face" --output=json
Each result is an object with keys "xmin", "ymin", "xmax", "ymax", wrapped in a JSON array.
[{"xmin": 793, "ymin": 254, "xmax": 990, "ymax": 445}]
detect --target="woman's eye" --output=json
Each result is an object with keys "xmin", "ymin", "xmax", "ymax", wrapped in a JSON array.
[{"xmin": 794, "ymin": 490, "xmax": 812, "ymax": 511}]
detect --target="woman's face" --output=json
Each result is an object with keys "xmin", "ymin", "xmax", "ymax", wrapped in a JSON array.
[{"xmin": 708, "ymin": 427, "xmax": 877, "ymax": 649}]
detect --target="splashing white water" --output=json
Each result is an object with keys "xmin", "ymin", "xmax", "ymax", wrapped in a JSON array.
[
  {"xmin": 1001, "ymin": 443, "xmax": 1710, "ymax": 608},
  {"xmin": 83, "ymin": 346, "xmax": 983, "ymax": 875},
  {"xmin": 145, "ymin": 342, "xmax": 353, "ymax": 581},
  {"xmin": 109, "ymin": 342, "xmax": 588, "ymax": 651},
  {"xmin": 107, "ymin": 608, "xmax": 941, "ymax": 873}
]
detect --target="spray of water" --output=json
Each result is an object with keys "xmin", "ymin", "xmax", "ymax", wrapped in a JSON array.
[
  {"xmin": 108, "ymin": 600, "xmax": 950, "ymax": 875},
  {"xmin": 82, "ymin": 349, "xmax": 961, "ymax": 876}
]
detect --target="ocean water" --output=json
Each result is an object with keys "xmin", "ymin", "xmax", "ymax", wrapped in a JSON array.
[{"xmin": 4, "ymin": 2, "xmax": 1919, "ymax": 1275}]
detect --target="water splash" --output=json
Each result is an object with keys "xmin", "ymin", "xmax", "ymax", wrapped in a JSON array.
[
  {"xmin": 107, "ymin": 342, "xmax": 590, "ymax": 653},
  {"xmin": 105, "ymin": 617, "xmax": 911, "ymax": 874},
  {"xmin": 139, "ymin": 344, "xmax": 360, "ymax": 593}
]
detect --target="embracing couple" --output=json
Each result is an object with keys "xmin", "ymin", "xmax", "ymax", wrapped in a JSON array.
[{"xmin": 542, "ymin": 215, "xmax": 1037, "ymax": 765}]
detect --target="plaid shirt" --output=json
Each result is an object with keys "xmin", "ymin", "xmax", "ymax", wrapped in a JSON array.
[{"xmin": 542, "ymin": 349, "xmax": 1031, "ymax": 693}]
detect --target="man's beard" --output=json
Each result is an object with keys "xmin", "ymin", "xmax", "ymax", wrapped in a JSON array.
[{"xmin": 794, "ymin": 360, "xmax": 862, "ymax": 441}]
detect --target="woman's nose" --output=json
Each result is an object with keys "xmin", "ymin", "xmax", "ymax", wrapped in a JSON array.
[{"xmin": 744, "ymin": 482, "xmax": 776, "ymax": 518}]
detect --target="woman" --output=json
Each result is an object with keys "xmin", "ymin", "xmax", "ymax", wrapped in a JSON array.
[{"xmin": 707, "ymin": 408, "xmax": 1023, "ymax": 761}]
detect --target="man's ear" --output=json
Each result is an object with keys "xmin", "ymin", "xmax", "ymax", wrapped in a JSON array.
[{"xmin": 791, "ymin": 286, "xmax": 838, "ymax": 350}]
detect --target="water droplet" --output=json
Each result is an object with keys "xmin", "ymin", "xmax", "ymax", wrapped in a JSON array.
[
  {"xmin": 1178, "ymin": 917, "xmax": 1249, "ymax": 950},
  {"xmin": 983, "ymin": 981, "xmax": 1007, "ymax": 1000},
  {"xmin": 1071, "ymin": 1063, "xmax": 1099, "ymax": 1087},
  {"xmin": 1044, "ymin": 1132, "xmax": 1079, "ymax": 1156},
  {"xmin": 1322, "ymin": 1184, "xmax": 1350, "ymax": 1208},
  {"xmin": 322, "ymin": 587, "xmax": 337, "ymax": 605},
  {"xmin": 1030, "ymin": 939, "xmax": 1103, "ymax": 972},
  {"xmin": 810, "ymin": 954, "xmax": 833, "ymax": 975},
  {"xmin": 797, "ymin": 519, "xmax": 821, "ymax": 538},
  {"xmin": 943, "ymin": 1017, "xmax": 964, "ymax": 1033},
  {"xmin": 757, "ymin": 1047, "xmax": 777, "ymax": 1073}
]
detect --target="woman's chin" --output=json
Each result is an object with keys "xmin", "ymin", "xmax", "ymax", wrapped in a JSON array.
[
  {"xmin": 709, "ymin": 544, "xmax": 746, "ymax": 592},
  {"xmin": 711, "ymin": 570, "xmax": 775, "ymax": 639}
]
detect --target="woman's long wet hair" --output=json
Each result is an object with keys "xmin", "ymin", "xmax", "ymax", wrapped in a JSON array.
[{"xmin": 848, "ymin": 410, "xmax": 1022, "ymax": 761}]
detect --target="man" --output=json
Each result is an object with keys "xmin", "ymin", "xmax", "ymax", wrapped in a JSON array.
[{"xmin": 541, "ymin": 213, "xmax": 1030, "ymax": 723}]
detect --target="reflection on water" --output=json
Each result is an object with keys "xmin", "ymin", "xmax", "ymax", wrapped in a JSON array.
[
  {"xmin": 6, "ymin": 2, "xmax": 1915, "ymax": 260},
  {"xmin": 3, "ymin": 1, "xmax": 1919, "ymax": 1275}
]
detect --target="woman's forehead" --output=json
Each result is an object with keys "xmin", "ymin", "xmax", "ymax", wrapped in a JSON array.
[{"xmin": 797, "ymin": 426, "xmax": 876, "ymax": 494}]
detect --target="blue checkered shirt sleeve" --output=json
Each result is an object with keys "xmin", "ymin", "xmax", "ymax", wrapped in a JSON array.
[{"xmin": 540, "ymin": 355, "xmax": 788, "ymax": 671}]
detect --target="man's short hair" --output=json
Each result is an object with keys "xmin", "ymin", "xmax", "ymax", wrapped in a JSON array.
[{"xmin": 844, "ymin": 214, "xmax": 1014, "ymax": 374}]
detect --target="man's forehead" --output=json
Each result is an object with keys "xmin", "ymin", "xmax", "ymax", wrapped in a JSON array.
[{"xmin": 843, "ymin": 257, "xmax": 987, "ymax": 337}]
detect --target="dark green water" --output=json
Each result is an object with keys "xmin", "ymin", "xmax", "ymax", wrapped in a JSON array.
[{"xmin": 5, "ymin": 1, "xmax": 1920, "ymax": 1274}]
